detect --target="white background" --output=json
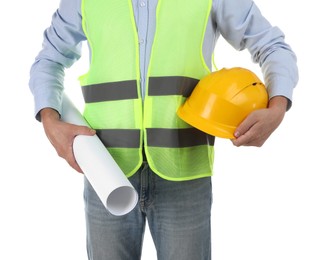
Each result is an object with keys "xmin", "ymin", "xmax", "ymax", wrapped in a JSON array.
[{"xmin": 1, "ymin": 0, "xmax": 322, "ymax": 259}]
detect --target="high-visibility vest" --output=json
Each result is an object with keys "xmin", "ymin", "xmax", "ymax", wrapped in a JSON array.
[{"xmin": 79, "ymin": 0, "xmax": 214, "ymax": 181}]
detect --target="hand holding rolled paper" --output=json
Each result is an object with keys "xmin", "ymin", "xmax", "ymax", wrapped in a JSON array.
[{"xmin": 61, "ymin": 94, "xmax": 138, "ymax": 216}]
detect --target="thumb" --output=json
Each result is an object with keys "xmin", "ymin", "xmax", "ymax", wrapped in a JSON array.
[{"xmin": 74, "ymin": 125, "xmax": 96, "ymax": 136}]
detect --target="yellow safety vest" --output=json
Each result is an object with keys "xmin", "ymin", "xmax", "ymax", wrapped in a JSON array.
[{"xmin": 79, "ymin": 0, "xmax": 214, "ymax": 181}]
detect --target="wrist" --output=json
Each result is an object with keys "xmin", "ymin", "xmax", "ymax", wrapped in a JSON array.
[
  {"xmin": 40, "ymin": 108, "xmax": 60, "ymax": 123},
  {"xmin": 268, "ymin": 96, "xmax": 288, "ymax": 112}
]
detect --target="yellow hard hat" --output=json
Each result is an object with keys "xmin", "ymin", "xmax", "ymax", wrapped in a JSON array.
[{"xmin": 177, "ymin": 67, "xmax": 268, "ymax": 139}]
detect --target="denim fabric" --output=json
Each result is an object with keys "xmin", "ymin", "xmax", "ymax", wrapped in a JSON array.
[{"xmin": 84, "ymin": 162, "xmax": 212, "ymax": 260}]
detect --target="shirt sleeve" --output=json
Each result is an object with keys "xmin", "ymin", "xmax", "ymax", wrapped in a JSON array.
[
  {"xmin": 213, "ymin": 0, "xmax": 298, "ymax": 110},
  {"xmin": 29, "ymin": 0, "xmax": 85, "ymax": 121}
]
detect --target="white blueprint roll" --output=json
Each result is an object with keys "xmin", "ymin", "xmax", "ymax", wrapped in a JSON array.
[{"xmin": 61, "ymin": 94, "xmax": 138, "ymax": 216}]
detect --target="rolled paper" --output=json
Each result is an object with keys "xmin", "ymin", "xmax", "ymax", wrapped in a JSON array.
[{"xmin": 61, "ymin": 94, "xmax": 138, "ymax": 216}]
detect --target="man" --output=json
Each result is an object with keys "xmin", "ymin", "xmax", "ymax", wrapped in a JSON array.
[{"xmin": 29, "ymin": 0, "xmax": 298, "ymax": 259}]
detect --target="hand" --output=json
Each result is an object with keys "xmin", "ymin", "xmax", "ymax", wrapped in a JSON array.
[
  {"xmin": 231, "ymin": 96, "xmax": 288, "ymax": 147},
  {"xmin": 40, "ymin": 108, "xmax": 96, "ymax": 173}
]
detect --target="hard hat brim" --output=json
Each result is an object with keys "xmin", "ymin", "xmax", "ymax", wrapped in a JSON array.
[{"xmin": 177, "ymin": 103, "xmax": 236, "ymax": 139}]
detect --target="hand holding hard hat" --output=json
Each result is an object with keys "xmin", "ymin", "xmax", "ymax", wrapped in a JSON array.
[{"xmin": 177, "ymin": 67, "xmax": 268, "ymax": 139}]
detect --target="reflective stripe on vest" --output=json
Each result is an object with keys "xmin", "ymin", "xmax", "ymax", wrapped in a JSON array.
[
  {"xmin": 80, "ymin": 0, "xmax": 214, "ymax": 180},
  {"xmin": 95, "ymin": 128, "xmax": 214, "ymax": 149}
]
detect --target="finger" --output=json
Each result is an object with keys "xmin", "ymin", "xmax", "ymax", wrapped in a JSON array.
[
  {"xmin": 69, "ymin": 160, "xmax": 83, "ymax": 174},
  {"xmin": 65, "ymin": 146, "xmax": 84, "ymax": 173},
  {"xmin": 232, "ymin": 128, "xmax": 266, "ymax": 147},
  {"xmin": 231, "ymin": 132, "xmax": 252, "ymax": 147},
  {"xmin": 234, "ymin": 115, "xmax": 257, "ymax": 139},
  {"xmin": 231, "ymin": 119, "xmax": 259, "ymax": 146}
]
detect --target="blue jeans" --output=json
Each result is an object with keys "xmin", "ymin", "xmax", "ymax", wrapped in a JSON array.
[{"xmin": 84, "ymin": 162, "xmax": 212, "ymax": 260}]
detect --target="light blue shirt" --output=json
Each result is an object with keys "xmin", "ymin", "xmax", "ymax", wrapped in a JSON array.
[{"xmin": 29, "ymin": 0, "xmax": 298, "ymax": 120}]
